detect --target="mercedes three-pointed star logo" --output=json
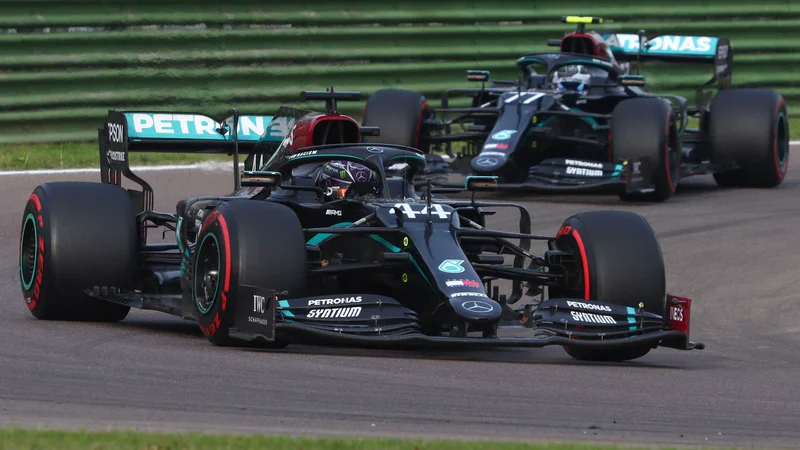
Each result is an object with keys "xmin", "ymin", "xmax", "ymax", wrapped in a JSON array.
[{"xmin": 461, "ymin": 300, "xmax": 494, "ymax": 313}]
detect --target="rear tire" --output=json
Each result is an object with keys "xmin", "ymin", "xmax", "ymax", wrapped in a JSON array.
[
  {"xmin": 611, "ymin": 98, "xmax": 681, "ymax": 202},
  {"xmin": 362, "ymin": 89, "xmax": 429, "ymax": 149},
  {"xmin": 19, "ymin": 182, "xmax": 137, "ymax": 322},
  {"xmin": 192, "ymin": 200, "xmax": 307, "ymax": 347},
  {"xmin": 552, "ymin": 211, "xmax": 666, "ymax": 362},
  {"xmin": 710, "ymin": 89, "xmax": 789, "ymax": 188}
]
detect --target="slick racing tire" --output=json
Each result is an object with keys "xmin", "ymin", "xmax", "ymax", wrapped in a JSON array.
[
  {"xmin": 552, "ymin": 211, "xmax": 666, "ymax": 362},
  {"xmin": 19, "ymin": 182, "xmax": 137, "ymax": 322},
  {"xmin": 362, "ymin": 89, "xmax": 429, "ymax": 150},
  {"xmin": 709, "ymin": 89, "xmax": 789, "ymax": 188},
  {"xmin": 192, "ymin": 200, "xmax": 307, "ymax": 347},
  {"xmin": 611, "ymin": 98, "xmax": 681, "ymax": 202}
]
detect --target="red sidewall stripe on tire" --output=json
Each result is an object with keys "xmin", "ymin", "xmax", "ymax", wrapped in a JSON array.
[
  {"xmin": 197, "ymin": 210, "xmax": 232, "ymax": 337},
  {"xmin": 217, "ymin": 214, "xmax": 232, "ymax": 312},
  {"xmin": 558, "ymin": 225, "xmax": 591, "ymax": 300},
  {"xmin": 24, "ymin": 193, "xmax": 44, "ymax": 310},
  {"xmin": 414, "ymin": 101, "xmax": 428, "ymax": 148},
  {"xmin": 559, "ymin": 226, "xmax": 591, "ymax": 351},
  {"xmin": 571, "ymin": 229, "xmax": 591, "ymax": 301},
  {"xmin": 30, "ymin": 193, "xmax": 41, "ymax": 213}
]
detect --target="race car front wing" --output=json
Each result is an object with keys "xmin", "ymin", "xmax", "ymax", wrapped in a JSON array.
[
  {"xmin": 515, "ymin": 157, "xmax": 654, "ymax": 194},
  {"xmin": 227, "ymin": 286, "xmax": 704, "ymax": 352}
]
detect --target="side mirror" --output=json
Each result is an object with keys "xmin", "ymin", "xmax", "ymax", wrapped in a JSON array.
[
  {"xmin": 465, "ymin": 175, "xmax": 499, "ymax": 191},
  {"xmin": 344, "ymin": 181, "xmax": 379, "ymax": 198},
  {"xmin": 619, "ymin": 75, "xmax": 646, "ymax": 86},
  {"xmin": 467, "ymin": 70, "xmax": 491, "ymax": 83},
  {"xmin": 360, "ymin": 126, "xmax": 380, "ymax": 137},
  {"xmin": 241, "ymin": 170, "xmax": 282, "ymax": 188}
]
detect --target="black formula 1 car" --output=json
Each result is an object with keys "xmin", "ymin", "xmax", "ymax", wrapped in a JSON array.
[
  {"xmin": 19, "ymin": 90, "xmax": 703, "ymax": 362},
  {"xmin": 360, "ymin": 16, "xmax": 789, "ymax": 202}
]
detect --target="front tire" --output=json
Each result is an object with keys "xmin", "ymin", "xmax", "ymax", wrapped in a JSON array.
[
  {"xmin": 552, "ymin": 211, "xmax": 666, "ymax": 362},
  {"xmin": 19, "ymin": 182, "xmax": 137, "ymax": 322},
  {"xmin": 192, "ymin": 200, "xmax": 307, "ymax": 347}
]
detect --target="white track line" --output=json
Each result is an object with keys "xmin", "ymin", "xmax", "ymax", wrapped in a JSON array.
[
  {"xmin": 0, "ymin": 161, "xmax": 240, "ymax": 176},
  {"xmin": 1, "ymin": 143, "xmax": 798, "ymax": 176}
]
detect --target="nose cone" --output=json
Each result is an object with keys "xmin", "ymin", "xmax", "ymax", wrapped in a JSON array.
[
  {"xmin": 449, "ymin": 296, "xmax": 502, "ymax": 321},
  {"xmin": 471, "ymin": 154, "xmax": 504, "ymax": 173}
]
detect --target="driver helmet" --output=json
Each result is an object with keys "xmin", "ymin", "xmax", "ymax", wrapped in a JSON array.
[
  {"xmin": 552, "ymin": 65, "xmax": 593, "ymax": 92},
  {"xmin": 317, "ymin": 160, "xmax": 377, "ymax": 201}
]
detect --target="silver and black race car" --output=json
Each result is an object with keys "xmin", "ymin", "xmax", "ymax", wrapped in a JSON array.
[
  {"xmin": 19, "ymin": 90, "xmax": 702, "ymax": 362},
  {"xmin": 360, "ymin": 17, "xmax": 788, "ymax": 202}
]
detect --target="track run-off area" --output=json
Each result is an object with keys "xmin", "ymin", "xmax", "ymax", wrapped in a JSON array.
[{"xmin": 1, "ymin": 147, "xmax": 799, "ymax": 448}]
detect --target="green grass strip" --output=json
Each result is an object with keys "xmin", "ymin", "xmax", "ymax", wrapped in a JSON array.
[
  {"xmin": 2, "ymin": 116, "xmax": 800, "ymax": 171},
  {"xmin": 1, "ymin": 2, "xmax": 798, "ymax": 27},
  {"xmin": 0, "ymin": 143, "xmax": 227, "ymax": 170},
  {"xmin": 0, "ymin": 428, "xmax": 713, "ymax": 450},
  {"xmin": 4, "ymin": 18, "xmax": 800, "ymax": 44}
]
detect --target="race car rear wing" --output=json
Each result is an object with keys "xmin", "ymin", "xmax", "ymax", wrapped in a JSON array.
[
  {"xmin": 99, "ymin": 89, "xmax": 375, "ymax": 215},
  {"xmin": 602, "ymin": 32, "xmax": 733, "ymax": 90},
  {"xmin": 99, "ymin": 108, "xmax": 282, "ymax": 213}
]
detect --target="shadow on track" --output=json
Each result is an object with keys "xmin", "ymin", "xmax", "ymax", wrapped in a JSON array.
[
  {"xmin": 110, "ymin": 314, "xmax": 708, "ymax": 371},
  {"xmin": 446, "ymin": 175, "xmax": 800, "ymax": 207}
]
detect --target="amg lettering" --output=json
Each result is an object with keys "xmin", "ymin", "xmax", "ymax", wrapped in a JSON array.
[
  {"xmin": 31, "ymin": 235, "xmax": 44, "ymax": 308},
  {"xmin": 307, "ymin": 296, "xmax": 363, "ymax": 306},
  {"xmin": 570, "ymin": 311, "xmax": 616, "ymax": 324},
  {"xmin": 307, "ymin": 307, "xmax": 362, "ymax": 319},
  {"xmin": 566, "ymin": 301, "xmax": 612, "ymax": 312},
  {"xmin": 566, "ymin": 167, "xmax": 603, "ymax": 177}
]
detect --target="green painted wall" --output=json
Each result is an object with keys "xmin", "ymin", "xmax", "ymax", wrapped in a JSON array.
[{"xmin": 0, "ymin": 0, "xmax": 797, "ymax": 143}]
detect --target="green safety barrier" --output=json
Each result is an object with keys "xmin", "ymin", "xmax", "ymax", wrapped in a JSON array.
[{"xmin": 0, "ymin": 0, "xmax": 798, "ymax": 143}]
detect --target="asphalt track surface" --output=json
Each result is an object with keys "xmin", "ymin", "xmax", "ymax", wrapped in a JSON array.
[{"xmin": 1, "ymin": 151, "xmax": 800, "ymax": 449}]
